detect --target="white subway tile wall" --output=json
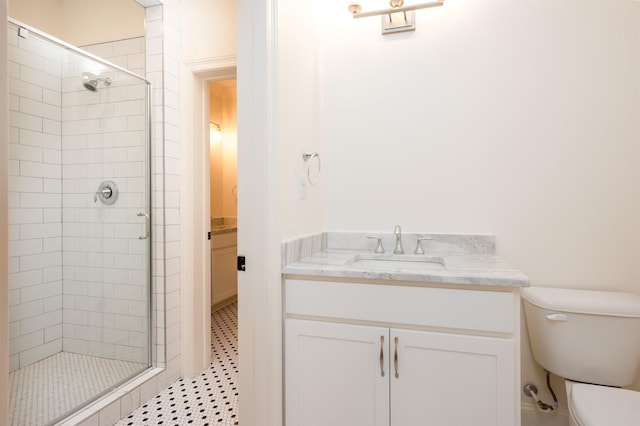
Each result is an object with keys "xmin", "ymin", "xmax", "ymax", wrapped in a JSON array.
[
  {"xmin": 8, "ymin": 25, "xmax": 63, "ymax": 372},
  {"xmin": 59, "ymin": 36, "xmax": 149, "ymax": 365},
  {"xmin": 159, "ymin": 0, "xmax": 183, "ymax": 386},
  {"xmin": 144, "ymin": 2, "xmax": 183, "ymax": 388}
]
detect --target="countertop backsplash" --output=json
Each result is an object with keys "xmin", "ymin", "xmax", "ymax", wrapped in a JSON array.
[
  {"xmin": 281, "ymin": 232, "xmax": 529, "ymax": 287},
  {"xmin": 282, "ymin": 232, "xmax": 495, "ymax": 267}
]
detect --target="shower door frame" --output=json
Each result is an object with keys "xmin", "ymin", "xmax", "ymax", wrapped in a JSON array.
[{"xmin": 6, "ymin": 17, "xmax": 154, "ymax": 423}]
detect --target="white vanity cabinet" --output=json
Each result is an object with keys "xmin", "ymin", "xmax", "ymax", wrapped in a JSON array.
[
  {"xmin": 211, "ymin": 231, "xmax": 237, "ymax": 306},
  {"xmin": 284, "ymin": 278, "xmax": 520, "ymax": 426},
  {"xmin": 285, "ymin": 320, "xmax": 390, "ymax": 426},
  {"xmin": 389, "ymin": 328, "xmax": 514, "ymax": 426}
]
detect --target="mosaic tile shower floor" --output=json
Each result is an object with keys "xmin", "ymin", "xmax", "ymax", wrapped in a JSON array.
[
  {"xmin": 117, "ymin": 301, "xmax": 239, "ymax": 426},
  {"xmin": 9, "ymin": 353, "xmax": 146, "ymax": 426}
]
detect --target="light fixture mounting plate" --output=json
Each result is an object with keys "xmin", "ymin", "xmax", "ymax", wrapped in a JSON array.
[{"xmin": 382, "ymin": 10, "xmax": 415, "ymax": 34}]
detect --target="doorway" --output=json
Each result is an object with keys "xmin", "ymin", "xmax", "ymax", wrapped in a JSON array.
[
  {"xmin": 209, "ymin": 79, "xmax": 238, "ymax": 311},
  {"xmin": 208, "ymin": 77, "xmax": 240, "ymax": 423},
  {"xmin": 181, "ymin": 3, "xmax": 284, "ymax": 420}
]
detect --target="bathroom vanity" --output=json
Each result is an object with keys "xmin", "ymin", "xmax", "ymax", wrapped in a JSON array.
[
  {"xmin": 211, "ymin": 218, "xmax": 238, "ymax": 307},
  {"xmin": 281, "ymin": 232, "xmax": 529, "ymax": 426}
]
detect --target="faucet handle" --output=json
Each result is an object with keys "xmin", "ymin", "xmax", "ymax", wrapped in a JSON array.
[
  {"xmin": 367, "ymin": 235, "xmax": 385, "ymax": 254},
  {"xmin": 414, "ymin": 234, "xmax": 433, "ymax": 255}
]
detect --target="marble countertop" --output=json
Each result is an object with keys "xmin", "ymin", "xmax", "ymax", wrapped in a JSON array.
[
  {"xmin": 211, "ymin": 225, "xmax": 237, "ymax": 236},
  {"xmin": 281, "ymin": 232, "xmax": 530, "ymax": 287},
  {"xmin": 210, "ymin": 217, "xmax": 237, "ymax": 235}
]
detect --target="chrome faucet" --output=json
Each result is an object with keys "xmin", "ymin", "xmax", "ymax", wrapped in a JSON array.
[{"xmin": 393, "ymin": 225, "xmax": 403, "ymax": 254}]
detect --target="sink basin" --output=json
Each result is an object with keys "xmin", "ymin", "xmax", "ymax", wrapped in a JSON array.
[{"xmin": 349, "ymin": 254, "xmax": 446, "ymax": 270}]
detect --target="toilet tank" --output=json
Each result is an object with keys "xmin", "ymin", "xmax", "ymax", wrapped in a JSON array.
[{"xmin": 522, "ymin": 287, "xmax": 640, "ymax": 387}]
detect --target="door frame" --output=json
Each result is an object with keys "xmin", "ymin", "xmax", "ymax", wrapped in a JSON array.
[
  {"xmin": 180, "ymin": 1, "xmax": 283, "ymax": 425},
  {"xmin": 180, "ymin": 60, "xmax": 236, "ymax": 378},
  {"xmin": 0, "ymin": 0, "xmax": 8, "ymax": 417},
  {"xmin": 236, "ymin": 1, "xmax": 283, "ymax": 423}
]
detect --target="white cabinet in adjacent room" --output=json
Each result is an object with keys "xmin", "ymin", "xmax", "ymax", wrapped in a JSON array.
[{"xmin": 211, "ymin": 231, "xmax": 237, "ymax": 306}]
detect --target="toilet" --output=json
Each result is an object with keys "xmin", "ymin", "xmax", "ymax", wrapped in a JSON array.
[{"xmin": 521, "ymin": 286, "xmax": 640, "ymax": 426}]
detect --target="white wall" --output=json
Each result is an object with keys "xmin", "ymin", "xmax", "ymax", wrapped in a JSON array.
[
  {"xmin": 322, "ymin": 0, "xmax": 640, "ymax": 289},
  {"xmin": 7, "ymin": 0, "xmax": 63, "ymax": 39},
  {"xmin": 209, "ymin": 81, "xmax": 238, "ymax": 219},
  {"xmin": 221, "ymin": 89, "xmax": 237, "ymax": 218},
  {"xmin": 319, "ymin": 0, "xmax": 640, "ymax": 406},
  {"xmin": 210, "ymin": 87, "xmax": 223, "ymax": 218},
  {"xmin": 181, "ymin": 0, "xmax": 236, "ymax": 62},
  {"xmin": 59, "ymin": 0, "xmax": 145, "ymax": 46},
  {"xmin": 9, "ymin": 0, "xmax": 145, "ymax": 47},
  {"xmin": 278, "ymin": 0, "xmax": 324, "ymax": 238}
]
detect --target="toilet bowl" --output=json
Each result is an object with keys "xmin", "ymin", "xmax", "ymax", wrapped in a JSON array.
[{"xmin": 566, "ymin": 381, "xmax": 640, "ymax": 426}]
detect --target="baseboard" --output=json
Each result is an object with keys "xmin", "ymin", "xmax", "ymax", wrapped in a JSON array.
[
  {"xmin": 212, "ymin": 288, "xmax": 237, "ymax": 307},
  {"xmin": 211, "ymin": 295, "xmax": 238, "ymax": 312},
  {"xmin": 521, "ymin": 402, "xmax": 569, "ymax": 426}
]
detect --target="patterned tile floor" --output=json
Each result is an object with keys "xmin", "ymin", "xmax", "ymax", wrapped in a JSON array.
[
  {"xmin": 117, "ymin": 301, "xmax": 239, "ymax": 426},
  {"xmin": 9, "ymin": 353, "xmax": 146, "ymax": 426}
]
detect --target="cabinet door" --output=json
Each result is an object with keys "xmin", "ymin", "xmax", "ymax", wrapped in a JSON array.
[
  {"xmin": 285, "ymin": 319, "xmax": 390, "ymax": 426},
  {"xmin": 211, "ymin": 245, "xmax": 237, "ymax": 304},
  {"xmin": 390, "ymin": 329, "xmax": 515, "ymax": 426}
]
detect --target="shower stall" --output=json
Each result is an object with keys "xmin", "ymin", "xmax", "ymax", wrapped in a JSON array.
[{"xmin": 7, "ymin": 19, "xmax": 152, "ymax": 426}]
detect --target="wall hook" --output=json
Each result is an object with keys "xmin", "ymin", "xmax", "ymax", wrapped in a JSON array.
[{"xmin": 302, "ymin": 152, "xmax": 321, "ymax": 185}]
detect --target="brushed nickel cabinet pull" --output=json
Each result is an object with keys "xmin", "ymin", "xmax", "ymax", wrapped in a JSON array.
[
  {"xmin": 394, "ymin": 336, "xmax": 399, "ymax": 379},
  {"xmin": 380, "ymin": 335, "xmax": 385, "ymax": 377}
]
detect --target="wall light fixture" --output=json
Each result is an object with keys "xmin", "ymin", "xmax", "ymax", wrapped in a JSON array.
[
  {"xmin": 348, "ymin": 0, "xmax": 444, "ymax": 35},
  {"xmin": 210, "ymin": 122, "xmax": 222, "ymax": 143}
]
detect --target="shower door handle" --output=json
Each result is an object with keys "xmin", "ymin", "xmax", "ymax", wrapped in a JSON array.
[{"xmin": 137, "ymin": 212, "xmax": 150, "ymax": 240}]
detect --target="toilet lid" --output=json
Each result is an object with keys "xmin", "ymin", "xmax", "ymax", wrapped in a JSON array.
[{"xmin": 571, "ymin": 383, "xmax": 640, "ymax": 426}]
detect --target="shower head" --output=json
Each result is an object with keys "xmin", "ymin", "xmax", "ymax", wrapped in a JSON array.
[{"xmin": 83, "ymin": 76, "xmax": 112, "ymax": 92}]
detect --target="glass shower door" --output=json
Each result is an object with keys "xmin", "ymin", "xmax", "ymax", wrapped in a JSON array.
[
  {"xmin": 60, "ymin": 47, "xmax": 152, "ymax": 376},
  {"xmin": 7, "ymin": 19, "xmax": 152, "ymax": 426}
]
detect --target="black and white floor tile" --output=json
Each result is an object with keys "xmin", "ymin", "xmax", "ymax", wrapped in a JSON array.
[{"xmin": 117, "ymin": 301, "xmax": 239, "ymax": 426}]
